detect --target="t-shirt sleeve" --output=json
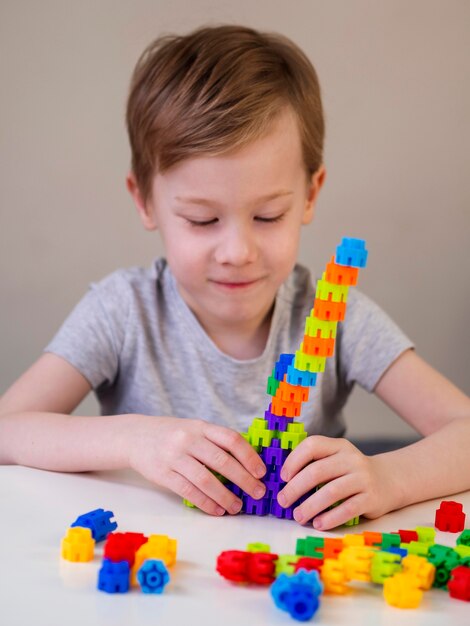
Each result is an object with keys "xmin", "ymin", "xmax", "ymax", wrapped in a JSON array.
[
  {"xmin": 337, "ymin": 288, "xmax": 415, "ymax": 393},
  {"xmin": 44, "ymin": 273, "xmax": 130, "ymax": 390}
]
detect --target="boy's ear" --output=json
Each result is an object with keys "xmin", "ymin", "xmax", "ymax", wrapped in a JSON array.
[
  {"xmin": 302, "ymin": 165, "xmax": 326, "ymax": 225},
  {"xmin": 126, "ymin": 171, "xmax": 158, "ymax": 231}
]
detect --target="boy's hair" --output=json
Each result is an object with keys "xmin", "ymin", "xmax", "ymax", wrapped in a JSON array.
[{"xmin": 126, "ymin": 25, "xmax": 325, "ymax": 201}]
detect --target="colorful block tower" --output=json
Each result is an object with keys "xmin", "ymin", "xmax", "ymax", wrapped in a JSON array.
[{"xmin": 226, "ymin": 237, "xmax": 368, "ymax": 522}]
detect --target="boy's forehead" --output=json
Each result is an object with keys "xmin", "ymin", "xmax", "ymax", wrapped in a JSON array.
[{"xmin": 155, "ymin": 111, "xmax": 305, "ymax": 203}]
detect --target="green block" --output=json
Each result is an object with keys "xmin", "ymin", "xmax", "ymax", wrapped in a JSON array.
[
  {"xmin": 275, "ymin": 554, "xmax": 300, "ymax": 576},
  {"xmin": 305, "ymin": 315, "xmax": 338, "ymax": 339},
  {"xmin": 406, "ymin": 541, "xmax": 430, "ymax": 557},
  {"xmin": 344, "ymin": 516, "xmax": 360, "ymax": 527},
  {"xmin": 457, "ymin": 530, "xmax": 470, "ymax": 547},
  {"xmin": 247, "ymin": 418, "xmax": 273, "ymax": 448},
  {"xmin": 296, "ymin": 536, "xmax": 324, "ymax": 558},
  {"xmin": 415, "ymin": 526, "xmax": 435, "ymax": 544},
  {"xmin": 280, "ymin": 427, "xmax": 307, "ymax": 450},
  {"xmin": 294, "ymin": 350, "xmax": 326, "ymax": 373},
  {"xmin": 267, "ymin": 374, "xmax": 280, "ymax": 396},
  {"xmin": 247, "ymin": 542, "xmax": 271, "ymax": 553},
  {"xmin": 182, "ymin": 499, "xmax": 196, "ymax": 508},
  {"xmin": 316, "ymin": 276, "xmax": 349, "ymax": 303},
  {"xmin": 370, "ymin": 551, "xmax": 402, "ymax": 584},
  {"xmin": 380, "ymin": 533, "xmax": 401, "ymax": 549},
  {"xmin": 455, "ymin": 545, "xmax": 470, "ymax": 559}
]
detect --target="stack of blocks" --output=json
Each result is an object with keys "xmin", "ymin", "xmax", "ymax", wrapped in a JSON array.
[
  {"xmin": 61, "ymin": 508, "xmax": 176, "ymax": 594},
  {"xmin": 225, "ymin": 237, "xmax": 368, "ymax": 523}
]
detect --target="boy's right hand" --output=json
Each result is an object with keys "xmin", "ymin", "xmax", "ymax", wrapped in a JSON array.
[{"xmin": 126, "ymin": 415, "xmax": 266, "ymax": 516}]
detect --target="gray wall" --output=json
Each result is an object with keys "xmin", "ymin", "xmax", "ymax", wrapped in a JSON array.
[{"xmin": 1, "ymin": 0, "xmax": 469, "ymax": 439}]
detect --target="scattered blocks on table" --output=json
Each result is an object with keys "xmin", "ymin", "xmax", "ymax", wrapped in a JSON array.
[
  {"xmin": 97, "ymin": 558, "xmax": 130, "ymax": 593},
  {"xmin": 271, "ymin": 569, "xmax": 323, "ymax": 621},
  {"xmin": 383, "ymin": 572, "xmax": 423, "ymax": 608},
  {"xmin": 448, "ymin": 565, "xmax": 470, "ymax": 602}
]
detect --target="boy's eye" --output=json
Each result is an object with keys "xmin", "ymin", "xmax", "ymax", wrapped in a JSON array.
[
  {"xmin": 255, "ymin": 213, "xmax": 285, "ymax": 223},
  {"xmin": 186, "ymin": 218, "xmax": 218, "ymax": 227}
]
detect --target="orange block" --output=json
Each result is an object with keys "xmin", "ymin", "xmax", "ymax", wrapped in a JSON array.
[
  {"xmin": 325, "ymin": 256, "xmax": 359, "ymax": 286},
  {"xmin": 302, "ymin": 335, "xmax": 335, "ymax": 357},
  {"xmin": 363, "ymin": 531, "xmax": 382, "ymax": 547},
  {"xmin": 313, "ymin": 298, "xmax": 347, "ymax": 322},
  {"xmin": 276, "ymin": 379, "xmax": 309, "ymax": 403},
  {"xmin": 271, "ymin": 396, "xmax": 302, "ymax": 418},
  {"xmin": 324, "ymin": 538, "xmax": 344, "ymax": 560}
]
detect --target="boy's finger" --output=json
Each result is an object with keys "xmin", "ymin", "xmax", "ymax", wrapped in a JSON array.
[
  {"xmin": 165, "ymin": 468, "xmax": 226, "ymax": 516},
  {"xmin": 280, "ymin": 435, "xmax": 344, "ymax": 481},
  {"xmin": 292, "ymin": 474, "xmax": 359, "ymax": 526},
  {"xmin": 205, "ymin": 423, "xmax": 266, "ymax": 479},
  {"xmin": 277, "ymin": 454, "xmax": 344, "ymax": 509},
  {"xmin": 192, "ymin": 438, "xmax": 266, "ymax": 502},
  {"xmin": 174, "ymin": 455, "xmax": 244, "ymax": 514},
  {"xmin": 310, "ymin": 493, "xmax": 364, "ymax": 531}
]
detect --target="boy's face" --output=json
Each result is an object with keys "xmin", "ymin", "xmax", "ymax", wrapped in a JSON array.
[{"xmin": 128, "ymin": 108, "xmax": 325, "ymax": 338}]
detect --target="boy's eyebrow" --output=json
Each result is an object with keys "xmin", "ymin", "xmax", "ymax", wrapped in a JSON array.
[{"xmin": 174, "ymin": 190, "xmax": 293, "ymax": 208}]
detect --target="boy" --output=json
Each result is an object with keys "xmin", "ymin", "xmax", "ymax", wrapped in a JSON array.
[{"xmin": 1, "ymin": 25, "xmax": 469, "ymax": 530}]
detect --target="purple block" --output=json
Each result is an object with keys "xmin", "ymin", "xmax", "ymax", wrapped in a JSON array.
[
  {"xmin": 270, "ymin": 499, "xmax": 295, "ymax": 520},
  {"xmin": 225, "ymin": 481, "xmax": 243, "ymax": 498},
  {"xmin": 243, "ymin": 494, "xmax": 270, "ymax": 516},
  {"xmin": 265, "ymin": 410, "xmax": 292, "ymax": 432},
  {"xmin": 262, "ymin": 439, "xmax": 290, "ymax": 468}
]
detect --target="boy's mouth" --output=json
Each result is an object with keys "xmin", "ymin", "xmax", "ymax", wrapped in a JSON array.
[{"xmin": 210, "ymin": 278, "xmax": 262, "ymax": 290}]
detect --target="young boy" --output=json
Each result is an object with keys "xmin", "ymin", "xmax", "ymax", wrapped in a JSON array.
[{"xmin": 1, "ymin": 25, "xmax": 469, "ymax": 531}]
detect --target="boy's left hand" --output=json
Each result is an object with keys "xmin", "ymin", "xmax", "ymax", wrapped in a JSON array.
[{"xmin": 276, "ymin": 435, "xmax": 398, "ymax": 530}]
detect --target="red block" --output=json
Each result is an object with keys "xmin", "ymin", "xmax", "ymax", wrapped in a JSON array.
[
  {"xmin": 216, "ymin": 550, "xmax": 250, "ymax": 582},
  {"xmin": 295, "ymin": 557, "xmax": 323, "ymax": 572},
  {"xmin": 448, "ymin": 566, "xmax": 470, "ymax": 602},
  {"xmin": 397, "ymin": 529, "xmax": 419, "ymax": 543},
  {"xmin": 435, "ymin": 501, "xmax": 466, "ymax": 533},
  {"xmin": 103, "ymin": 532, "xmax": 148, "ymax": 566},
  {"xmin": 247, "ymin": 552, "xmax": 278, "ymax": 585}
]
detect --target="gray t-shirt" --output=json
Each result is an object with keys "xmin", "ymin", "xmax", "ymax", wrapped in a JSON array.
[{"xmin": 45, "ymin": 259, "xmax": 413, "ymax": 437}]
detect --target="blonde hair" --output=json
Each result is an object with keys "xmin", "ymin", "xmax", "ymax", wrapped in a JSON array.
[{"xmin": 126, "ymin": 25, "xmax": 325, "ymax": 201}]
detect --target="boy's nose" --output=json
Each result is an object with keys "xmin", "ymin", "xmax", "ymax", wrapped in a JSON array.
[{"xmin": 214, "ymin": 225, "xmax": 258, "ymax": 266}]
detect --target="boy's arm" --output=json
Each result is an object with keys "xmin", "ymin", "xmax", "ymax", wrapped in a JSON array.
[
  {"xmin": 372, "ymin": 348, "xmax": 470, "ymax": 507},
  {"xmin": 0, "ymin": 353, "xmax": 129, "ymax": 469},
  {"xmin": 0, "ymin": 353, "xmax": 267, "ymax": 516}
]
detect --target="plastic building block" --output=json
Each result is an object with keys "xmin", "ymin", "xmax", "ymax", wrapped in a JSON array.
[
  {"xmin": 338, "ymin": 546, "xmax": 376, "ymax": 582},
  {"xmin": 312, "ymin": 298, "xmax": 347, "ymax": 322},
  {"xmin": 435, "ymin": 500, "xmax": 466, "ymax": 532},
  {"xmin": 103, "ymin": 532, "xmax": 148, "ymax": 566},
  {"xmin": 457, "ymin": 530, "xmax": 470, "ymax": 547},
  {"xmin": 415, "ymin": 526, "xmax": 435, "ymax": 544},
  {"xmin": 325, "ymin": 256, "xmax": 359, "ymax": 285},
  {"xmin": 294, "ymin": 557, "xmax": 323, "ymax": 572},
  {"xmin": 271, "ymin": 570, "xmax": 322, "ymax": 621},
  {"xmin": 402, "ymin": 554, "xmax": 435, "ymax": 590},
  {"xmin": 383, "ymin": 572, "xmax": 422, "ymax": 608},
  {"xmin": 428, "ymin": 544, "xmax": 461, "ymax": 588},
  {"xmin": 247, "ymin": 552, "xmax": 279, "ymax": 585},
  {"xmin": 216, "ymin": 550, "xmax": 250, "ymax": 583},
  {"xmin": 296, "ymin": 536, "xmax": 324, "ymax": 559},
  {"xmin": 132, "ymin": 534, "xmax": 177, "ymax": 586},
  {"xmin": 71, "ymin": 508, "xmax": 117, "ymax": 542},
  {"xmin": 61, "ymin": 526, "xmax": 95, "ymax": 562},
  {"xmin": 405, "ymin": 541, "xmax": 430, "ymax": 557},
  {"xmin": 335, "ymin": 237, "xmax": 368, "ymax": 268},
  {"xmin": 97, "ymin": 558, "xmax": 130, "ymax": 593},
  {"xmin": 380, "ymin": 532, "xmax": 401, "ymax": 550},
  {"xmin": 370, "ymin": 551, "xmax": 402, "ymax": 584},
  {"xmin": 343, "ymin": 534, "xmax": 365, "ymax": 548},
  {"xmin": 137, "ymin": 559, "xmax": 170, "ymax": 594},
  {"xmin": 397, "ymin": 529, "xmax": 419, "ymax": 544},
  {"xmin": 448, "ymin": 565, "xmax": 470, "ymax": 602},
  {"xmin": 246, "ymin": 542, "xmax": 271, "ymax": 553},
  {"xmin": 320, "ymin": 558, "xmax": 349, "ymax": 594},
  {"xmin": 293, "ymin": 351, "xmax": 326, "ymax": 373},
  {"xmin": 323, "ymin": 537, "xmax": 344, "ymax": 560},
  {"xmin": 363, "ymin": 531, "xmax": 382, "ymax": 547},
  {"xmin": 304, "ymin": 315, "xmax": 337, "ymax": 340}
]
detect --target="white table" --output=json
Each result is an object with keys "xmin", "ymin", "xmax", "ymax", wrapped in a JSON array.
[{"xmin": 1, "ymin": 466, "xmax": 469, "ymax": 626}]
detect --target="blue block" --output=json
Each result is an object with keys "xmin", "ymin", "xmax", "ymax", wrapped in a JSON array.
[
  {"xmin": 71, "ymin": 508, "xmax": 117, "ymax": 542},
  {"xmin": 286, "ymin": 365, "xmax": 318, "ymax": 387},
  {"xmin": 97, "ymin": 558, "xmax": 130, "ymax": 593},
  {"xmin": 385, "ymin": 546, "xmax": 408, "ymax": 558},
  {"xmin": 137, "ymin": 559, "xmax": 170, "ymax": 594},
  {"xmin": 335, "ymin": 237, "xmax": 368, "ymax": 268},
  {"xmin": 271, "ymin": 570, "xmax": 322, "ymax": 621},
  {"xmin": 274, "ymin": 353, "xmax": 295, "ymax": 381}
]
